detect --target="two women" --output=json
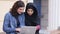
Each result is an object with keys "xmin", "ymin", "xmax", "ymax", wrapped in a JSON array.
[{"xmin": 3, "ymin": 1, "xmax": 40, "ymax": 34}]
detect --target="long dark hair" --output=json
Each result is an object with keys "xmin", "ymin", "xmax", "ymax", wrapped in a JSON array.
[
  {"xmin": 25, "ymin": 3, "xmax": 38, "ymax": 18},
  {"xmin": 10, "ymin": 1, "xmax": 25, "ymax": 16}
]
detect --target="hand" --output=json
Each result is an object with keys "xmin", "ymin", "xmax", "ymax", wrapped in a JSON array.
[
  {"xmin": 15, "ymin": 28, "xmax": 21, "ymax": 32},
  {"xmin": 36, "ymin": 25, "xmax": 40, "ymax": 30}
]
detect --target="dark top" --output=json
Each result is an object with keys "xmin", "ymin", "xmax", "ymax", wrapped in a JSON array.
[
  {"xmin": 14, "ymin": 15, "xmax": 20, "ymax": 28},
  {"xmin": 25, "ymin": 3, "xmax": 40, "ymax": 26},
  {"xmin": 25, "ymin": 15, "xmax": 40, "ymax": 26}
]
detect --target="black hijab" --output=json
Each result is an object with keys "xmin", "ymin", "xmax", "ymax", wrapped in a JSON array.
[{"xmin": 25, "ymin": 3, "xmax": 38, "ymax": 26}]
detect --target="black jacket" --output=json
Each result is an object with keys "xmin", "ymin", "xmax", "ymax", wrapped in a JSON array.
[{"xmin": 25, "ymin": 3, "xmax": 40, "ymax": 26}]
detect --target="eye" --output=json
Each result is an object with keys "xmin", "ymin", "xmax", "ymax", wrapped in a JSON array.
[{"xmin": 20, "ymin": 9, "xmax": 22, "ymax": 10}]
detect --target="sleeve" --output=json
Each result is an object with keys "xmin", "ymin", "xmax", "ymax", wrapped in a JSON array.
[
  {"xmin": 36, "ymin": 16, "xmax": 41, "ymax": 30},
  {"xmin": 3, "ymin": 13, "xmax": 16, "ymax": 33},
  {"xmin": 36, "ymin": 16, "xmax": 41, "ymax": 25}
]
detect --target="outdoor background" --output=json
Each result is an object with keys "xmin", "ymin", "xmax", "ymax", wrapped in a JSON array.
[
  {"xmin": 0, "ymin": 0, "xmax": 48, "ymax": 33},
  {"xmin": 1, "ymin": 0, "xmax": 59, "ymax": 34}
]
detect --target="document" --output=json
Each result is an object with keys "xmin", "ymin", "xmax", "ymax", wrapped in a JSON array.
[{"xmin": 17, "ymin": 26, "xmax": 36, "ymax": 34}]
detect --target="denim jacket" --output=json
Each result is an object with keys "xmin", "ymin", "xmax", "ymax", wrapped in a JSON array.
[{"xmin": 3, "ymin": 12, "xmax": 25, "ymax": 34}]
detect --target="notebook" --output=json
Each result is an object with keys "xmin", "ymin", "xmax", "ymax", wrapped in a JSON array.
[{"xmin": 17, "ymin": 26, "xmax": 36, "ymax": 34}]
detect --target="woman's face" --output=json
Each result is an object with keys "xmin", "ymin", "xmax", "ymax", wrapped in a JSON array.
[
  {"xmin": 17, "ymin": 7, "xmax": 24, "ymax": 14},
  {"xmin": 27, "ymin": 9, "xmax": 34, "ymax": 16}
]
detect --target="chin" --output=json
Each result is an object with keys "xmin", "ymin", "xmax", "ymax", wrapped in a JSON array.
[
  {"xmin": 19, "ymin": 13, "xmax": 21, "ymax": 14},
  {"xmin": 29, "ymin": 14, "xmax": 32, "ymax": 16}
]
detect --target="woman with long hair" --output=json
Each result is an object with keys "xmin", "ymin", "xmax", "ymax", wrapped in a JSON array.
[{"xmin": 3, "ymin": 1, "xmax": 25, "ymax": 34}]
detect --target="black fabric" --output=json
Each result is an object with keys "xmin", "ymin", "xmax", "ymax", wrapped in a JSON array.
[
  {"xmin": 14, "ymin": 15, "xmax": 20, "ymax": 33},
  {"xmin": 35, "ymin": 30, "xmax": 39, "ymax": 34},
  {"xmin": 14, "ymin": 14, "xmax": 20, "ymax": 28},
  {"xmin": 25, "ymin": 15, "xmax": 38, "ymax": 26},
  {"xmin": 15, "ymin": 16, "xmax": 20, "ymax": 28},
  {"xmin": 25, "ymin": 3, "xmax": 40, "ymax": 26}
]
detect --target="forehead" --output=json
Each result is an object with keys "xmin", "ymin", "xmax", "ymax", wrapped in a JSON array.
[
  {"xmin": 27, "ymin": 9, "xmax": 33, "ymax": 10},
  {"xmin": 18, "ymin": 7, "xmax": 24, "ymax": 9}
]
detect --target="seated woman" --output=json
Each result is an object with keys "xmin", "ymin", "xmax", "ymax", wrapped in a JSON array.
[{"xmin": 25, "ymin": 3, "xmax": 40, "ymax": 34}]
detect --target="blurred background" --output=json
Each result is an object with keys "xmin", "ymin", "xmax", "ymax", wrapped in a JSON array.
[
  {"xmin": 0, "ymin": 0, "xmax": 49, "ymax": 34},
  {"xmin": 1, "ymin": 0, "xmax": 60, "ymax": 34},
  {"xmin": 0, "ymin": 0, "xmax": 34, "ymax": 32}
]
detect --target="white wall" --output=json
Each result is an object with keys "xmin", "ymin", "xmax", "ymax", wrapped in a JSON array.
[
  {"xmin": 58, "ymin": 0, "xmax": 60, "ymax": 27},
  {"xmin": 27, "ymin": 0, "xmax": 33, "ymax": 3},
  {"xmin": 0, "ymin": 1, "xmax": 17, "ymax": 32},
  {"xmin": 48, "ymin": 0, "xmax": 59, "ymax": 31}
]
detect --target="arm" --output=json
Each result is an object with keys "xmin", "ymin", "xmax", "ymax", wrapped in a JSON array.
[
  {"xmin": 3, "ymin": 13, "xmax": 16, "ymax": 33},
  {"xmin": 36, "ymin": 16, "xmax": 41, "ymax": 30},
  {"xmin": 35, "ymin": 16, "xmax": 40, "ymax": 25}
]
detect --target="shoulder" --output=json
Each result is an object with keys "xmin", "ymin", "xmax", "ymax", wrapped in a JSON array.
[{"xmin": 4, "ymin": 12, "xmax": 11, "ymax": 18}]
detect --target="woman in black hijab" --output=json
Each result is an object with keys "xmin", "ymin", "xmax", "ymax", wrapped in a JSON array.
[{"xmin": 25, "ymin": 3, "xmax": 40, "ymax": 34}]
